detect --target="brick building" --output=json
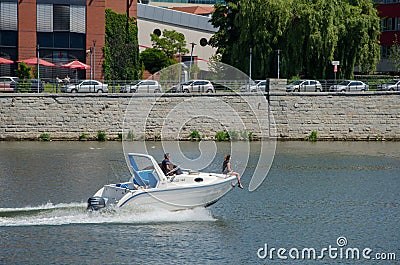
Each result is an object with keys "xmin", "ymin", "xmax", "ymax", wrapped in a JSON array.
[
  {"xmin": 375, "ymin": 0, "xmax": 400, "ymax": 72},
  {"xmin": 0, "ymin": 0, "xmax": 137, "ymax": 80}
]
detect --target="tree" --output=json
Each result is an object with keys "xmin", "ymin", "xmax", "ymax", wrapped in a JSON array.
[
  {"xmin": 150, "ymin": 29, "xmax": 189, "ymax": 59},
  {"xmin": 139, "ymin": 48, "xmax": 174, "ymax": 74},
  {"xmin": 14, "ymin": 62, "xmax": 32, "ymax": 80},
  {"xmin": 209, "ymin": 0, "xmax": 381, "ymax": 80},
  {"xmin": 389, "ymin": 34, "xmax": 400, "ymax": 74},
  {"xmin": 103, "ymin": 9, "xmax": 139, "ymax": 81}
]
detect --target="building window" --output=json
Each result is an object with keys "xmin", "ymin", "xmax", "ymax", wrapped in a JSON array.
[
  {"xmin": 37, "ymin": 4, "xmax": 53, "ymax": 32},
  {"xmin": 54, "ymin": 5, "xmax": 70, "ymax": 32},
  {"xmin": 382, "ymin": 17, "xmax": 399, "ymax": 31},
  {"xmin": 397, "ymin": 17, "xmax": 400, "ymax": 30},
  {"xmin": 381, "ymin": 46, "xmax": 391, "ymax": 59},
  {"xmin": 70, "ymin": 5, "xmax": 86, "ymax": 34},
  {"xmin": 0, "ymin": 2, "xmax": 18, "ymax": 31}
]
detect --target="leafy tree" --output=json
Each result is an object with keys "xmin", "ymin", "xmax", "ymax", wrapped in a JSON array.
[
  {"xmin": 389, "ymin": 34, "xmax": 400, "ymax": 74},
  {"xmin": 14, "ymin": 62, "xmax": 32, "ymax": 80},
  {"xmin": 209, "ymin": 0, "xmax": 381, "ymax": 80},
  {"xmin": 139, "ymin": 48, "xmax": 173, "ymax": 74},
  {"xmin": 150, "ymin": 29, "xmax": 189, "ymax": 59},
  {"xmin": 103, "ymin": 9, "xmax": 139, "ymax": 80}
]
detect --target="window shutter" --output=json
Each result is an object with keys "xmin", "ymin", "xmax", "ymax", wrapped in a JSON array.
[
  {"xmin": 37, "ymin": 4, "xmax": 53, "ymax": 32},
  {"xmin": 70, "ymin": 5, "xmax": 85, "ymax": 33},
  {"xmin": 0, "ymin": 2, "xmax": 17, "ymax": 31},
  {"xmin": 53, "ymin": 5, "xmax": 70, "ymax": 31}
]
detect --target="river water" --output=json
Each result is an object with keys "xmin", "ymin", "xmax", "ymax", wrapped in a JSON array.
[{"xmin": 0, "ymin": 141, "xmax": 399, "ymax": 264}]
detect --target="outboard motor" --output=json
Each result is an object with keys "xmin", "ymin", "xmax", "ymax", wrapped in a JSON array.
[{"xmin": 87, "ymin": 196, "xmax": 106, "ymax": 211}]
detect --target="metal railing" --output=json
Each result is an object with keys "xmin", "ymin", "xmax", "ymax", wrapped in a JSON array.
[{"xmin": 2, "ymin": 77, "xmax": 400, "ymax": 93}]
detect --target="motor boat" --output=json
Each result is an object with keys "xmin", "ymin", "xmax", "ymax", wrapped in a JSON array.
[{"xmin": 87, "ymin": 153, "xmax": 238, "ymax": 211}]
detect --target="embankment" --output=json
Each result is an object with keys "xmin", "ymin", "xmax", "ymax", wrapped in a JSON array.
[{"xmin": 0, "ymin": 92, "xmax": 399, "ymax": 140}]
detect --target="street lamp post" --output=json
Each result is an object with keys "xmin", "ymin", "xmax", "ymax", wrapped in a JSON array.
[
  {"xmin": 93, "ymin": 40, "xmax": 96, "ymax": 80},
  {"xmin": 277, "ymin": 49, "xmax": 281, "ymax": 79},
  {"xmin": 189, "ymin": 42, "xmax": 196, "ymax": 79},
  {"xmin": 86, "ymin": 48, "xmax": 93, "ymax": 80},
  {"xmin": 249, "ymin": 47, "xmax": 252, "ymax": 83},
  {"xmin": 178, "ymin": 46, "xmax": 182, "ymax": 89},
  {"xmin": 36, "ymin": 44, "xmax": 40, "ymax": 93}
]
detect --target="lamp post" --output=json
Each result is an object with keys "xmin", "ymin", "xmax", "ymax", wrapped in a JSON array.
[
  {"xmin": 93, "ymin": 40, "xmax": 96, "ymax": 80},
  {"xmin": 86, "ymin": 47, "xmax": 93, "ymax": 80},
  {"xmin": 249, "ymin": 47, "xmax": 252, "ymax": 83},
  {"xmin": 189, "ymin": 42, "xmax": 196, "ymax": 79},
  {"xmin": 178, "ymin": 45, "xmax": 181, "ymax": 89},
  {"xmin": 36, "ymin": 44, "xmax": 40, "ymax": 93},
  {"xmin": 277, "ymin": 49, "xmax": 281, "ymax": 79}
]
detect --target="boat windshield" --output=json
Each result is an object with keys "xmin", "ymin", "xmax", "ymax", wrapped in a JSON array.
[{"xmin": 128, "ymin": 154, "xmax": 162, "ymax": 187}]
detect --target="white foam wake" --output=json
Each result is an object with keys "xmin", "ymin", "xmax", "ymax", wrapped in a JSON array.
[{"xmin": 0, "ymin": 202, "xmax": 216, "ymax": 227}]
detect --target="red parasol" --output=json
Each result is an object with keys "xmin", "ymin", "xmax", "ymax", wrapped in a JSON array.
[
  {"xmin": 17, "ymin": 57, "xmax": 55, "ymax": 67},
  {"xmin": 0, "ymin": 57, "xmax": 14, "ymax": 64},
  {"xmin": 62, "ymin": 60, "xmax": 90, "ymax": 70}
]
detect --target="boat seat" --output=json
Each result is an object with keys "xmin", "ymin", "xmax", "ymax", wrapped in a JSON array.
[
  {"xmin": 133, "ymin": 170, "xmax": 146, "ymax": 187},
  {"xmin": 134, "ymin": 170, "xmax": 158, "ymax": 188}
]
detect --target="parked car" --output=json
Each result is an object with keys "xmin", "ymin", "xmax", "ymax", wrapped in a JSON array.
[
  {"xmin": 240, "ymin": 80, "xmax": 267, "ymax": 92},
  {"xmin": 15, "ymin": 79, "xmax": 44, "ymax": 93},
  {"xmin": 170, "ymin": 80, "xmax": 215, "ymax": 93},
  {"xmin": 286, "ymin": 80, "xmax": 323, "ymax": 92},
  {"xmin": 211, "ymin": 82, "xmax": 234, "ymax": 92},
  {"xmin": 0, "ymin": 76, "xmax": 19, "ymax": 92},
  {"xmin": 329, "ymin": 80, "xmax": 368, "ymax": 92},
  {"xmin": 61, "ymin": 80, "xmax": 108, "ymax": 93},
  {"xmin": 120, "ymin": 80, "xmax": 161, "ymax": 93},
  {"xmin": 377, "ymin": 79, "xmax": 400, "ymax": 91}
]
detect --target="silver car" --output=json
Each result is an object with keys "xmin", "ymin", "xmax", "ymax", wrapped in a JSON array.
[
  {"xmin": 179, "ymin": 80, "xmax": 215, "ymax": 93},
  {"xmin": 61, "ymin": 80, "xmax": 108, "ymax": 93},
  {"xmin": 0, "ymin": 76, "xmax": 18, "ymax": 92},
  {"xmin": 286, "ymin": 80, "xmax": 322, "ymax": 92},
  {"xmin": 377, "ymin": 80, "xmax": 400, "ymax": 91},
  {"xmin": 241, "ymin": 80, "xmax": 267, "ymax": 92},
  {"xmin": 329, "ymin": 80, "xmax": 368, "ymax": 92},
  {"xmin": 120, "ymin": 80, "xmax": 161, "ymax": 93}
]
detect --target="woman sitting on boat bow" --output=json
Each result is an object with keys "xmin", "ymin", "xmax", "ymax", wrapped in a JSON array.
[{"xmin": 222, "ymin": 155, "xmax": 244, "ymax": 189}]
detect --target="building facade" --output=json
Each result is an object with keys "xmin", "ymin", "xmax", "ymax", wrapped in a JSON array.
[
  {"xmin": 375, "ymin": 0, "xmax": 400, "ymax": 72},
  {"xmin": 0, "ymin": 0, "xmax": 136, "ymax": 80}
]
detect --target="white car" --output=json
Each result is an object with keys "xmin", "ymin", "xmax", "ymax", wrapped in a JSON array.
[
  {"xmin": 120, "ymin": 80, "xmax": 161, "ymax": 93},
  {"xmin": 377, "ymin": 80, "xmax": 400, "ymax": 91},
  {"xmin": 286, "ymin": 80, "xmax": 323, "ymax": 92},
  {"xmin": 0, "ymin": 76, "xmax": 18, "ymax": 92},
  {"xmin": 176, "ymin": 80, "xmax": 215, "ymax": 93},
  {"xmin": 329, "ymin": 80, "xmax": 368, "ymax": 92},
  {"xmin": 241, "ymin": 80, "xmax": 267, "ymax": 92},
  {"xmin": 61, "ymin": 80, "xmax": 108, "ymax": 93}
]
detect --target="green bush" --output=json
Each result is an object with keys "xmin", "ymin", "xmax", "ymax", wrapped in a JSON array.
[
  {"xmin": 308, "ymin": 130, "xmax": 318, "ymax": 142},
  {"xmin": 215, "ymin": 131, "xmax": 230, "ymax": 141},
  {"xmin": 248, "ymin": 132, "xmax": 254, "ymax": 141},
  {"xmin": 39, "ymin": 133, "xmax": 51, "ymax": 141},
  {"xmin": 97, "ymin": 130, "xmax": 107, "ymax": 141},
  {"xmin": 126, "ymin": 131, "xmax": 135, "ymax": 141},
  {"xmin": 189, "ymin": 130, "xmax": 201, "ymax": 141},
  {"xmin": 228, "ymin": 131, "xmax": 239, "ymax": 141},
  {"xmin": 79, "ymin": 133, "xmax": 89, "ymax": 141}
]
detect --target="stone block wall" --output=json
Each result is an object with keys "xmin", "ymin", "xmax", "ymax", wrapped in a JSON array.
[{"xmin": 0, "ymin": 92, "xmax": 398, "ymax": 140}]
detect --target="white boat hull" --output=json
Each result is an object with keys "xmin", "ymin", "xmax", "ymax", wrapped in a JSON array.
[
  {"xmin": 88, "ymin": 153, "xmax": 239, "ymax": 211},
  {"xmin": 117, "ymin": 177, "xmax": 236, "ymax": 211}
]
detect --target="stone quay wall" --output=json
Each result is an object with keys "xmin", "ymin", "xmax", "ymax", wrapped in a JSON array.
[{"xmin": 0, "ymin": 92, "xmax": 399, "ymax": 141}]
